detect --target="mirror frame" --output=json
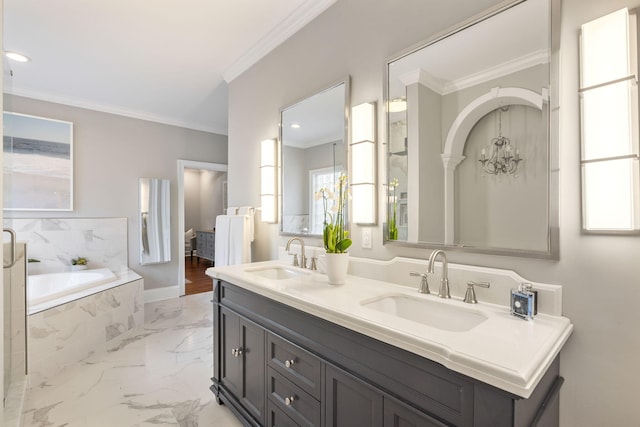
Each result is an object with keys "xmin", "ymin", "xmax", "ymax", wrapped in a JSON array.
[
  {"xmin": 279, "ymin": 76, "xmax": 351, "ymax": 238},
  {"xmin": 383, "ymin": 0, "xmax": 560, "ymax": 259}
]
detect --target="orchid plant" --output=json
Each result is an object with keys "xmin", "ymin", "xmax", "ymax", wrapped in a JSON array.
[{"xmin": 315, "ymin": 174, "xmax": 352, "ymax": 253}]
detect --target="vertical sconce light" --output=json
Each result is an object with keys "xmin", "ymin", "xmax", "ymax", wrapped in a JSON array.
[
  {"xmin": 351, "ymin": 102, "xmax": 377, "ymax": 224},
  {"xmin": 260, "ymin": 138, "xmax": 278, "ymax": 223},
  {"xmin": 579, "ymin": 8, "xmax": 640, "ymax": 232}
]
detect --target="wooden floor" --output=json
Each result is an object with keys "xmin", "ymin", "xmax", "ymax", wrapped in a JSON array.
[{"xmin": 185, "ymin": 256, "xmax": 214, "ymax": 295}]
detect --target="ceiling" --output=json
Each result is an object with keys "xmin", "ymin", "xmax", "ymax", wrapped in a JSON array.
[
  {"xmin": 3, "ymin": 0, "xmax": 337, "ymax": 135},
  {"xmin": 388, "ymin": 0, "xmax": 549, "ymax": 98}
]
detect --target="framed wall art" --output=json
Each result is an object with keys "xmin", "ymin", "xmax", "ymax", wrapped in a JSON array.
[{"xmin": 3, "ymin": 112, "xmax": 74, "ymax": 211}]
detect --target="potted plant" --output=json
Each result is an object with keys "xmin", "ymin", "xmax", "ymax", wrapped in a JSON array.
[
  {"xmin": 316, "ymin": 174, "xmax": 352, "ymax": 284},
  {"xmin": 70, "ymin": 256, "xmax": 89, "ymax": 270}
]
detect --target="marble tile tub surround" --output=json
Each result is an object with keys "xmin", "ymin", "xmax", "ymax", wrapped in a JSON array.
[
  {"xmin": 27, "ymin": 278, "xmax": 144, "ymax": 386},
  {"xmin": 4, "ymin": 217, "xmax": 129, "ymax": 275},
  {"xmin": 278, "ymin": 246, "xmax": 563, "ymax": 316},
  {"xmin": 21, "ymin": 292, "xmax": 242, "ymax": 427}
]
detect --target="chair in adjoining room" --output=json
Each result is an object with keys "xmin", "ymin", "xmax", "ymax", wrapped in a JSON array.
[{"xmin": 184, "ymin": 229, "xmax": 197, "ymax": 263}]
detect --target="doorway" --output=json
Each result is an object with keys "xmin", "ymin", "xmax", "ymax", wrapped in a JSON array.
[{"xmin": 177, "ymin": 160, "xmax": 227, "ymax": 296}]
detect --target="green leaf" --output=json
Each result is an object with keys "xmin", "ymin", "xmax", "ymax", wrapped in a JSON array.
[{"xmin": 335, "ymin": 238, "xmax": 352, "ymax": 252}]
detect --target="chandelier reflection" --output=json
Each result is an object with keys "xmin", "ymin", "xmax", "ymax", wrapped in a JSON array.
[{"xmin": 478, "ymin": 106, "xmax": 523, "ymax": 176}]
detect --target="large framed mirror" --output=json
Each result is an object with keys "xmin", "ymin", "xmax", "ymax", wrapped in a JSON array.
[
  {"xmin": 385, "ymin": 0, "xmax": 559, "ymax": 258},
  {"xmin": 280, "ymin": 78, "xmax": 349, "ymax": 236}
]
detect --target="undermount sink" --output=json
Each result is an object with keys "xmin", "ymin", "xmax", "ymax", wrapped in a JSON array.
[
  {"xmin": 245, "ymin": 266, "xmax": 310, "ymax": 280},
  {"xmin": 360, "ymin": 294, "xmax": 487, "ymax": 332}
]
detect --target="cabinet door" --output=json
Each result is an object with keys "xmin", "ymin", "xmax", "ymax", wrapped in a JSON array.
[
  {"xmin": 241, "ymin": 316, "xmax": 266, "ymax": 423},
  {"xmin": 220, "ymin": 308, "xmax": 266, "ymax": 424},
  {"xmin": 220, "ymin": 307, "xmax": 242, "ymax": 397},
  {"xmin": 384, "ymin": 397, "xmax": 448, "ymax": 427},
  {"xmin": 325, "ymin": 365, "xmax": 383, "ymax": 427}
]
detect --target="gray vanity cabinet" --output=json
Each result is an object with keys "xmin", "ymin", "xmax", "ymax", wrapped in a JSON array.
[
  {"xmin": 212, "ymin": 280, "xmax": 563, "ymax": 427},
  {"xmin": 219, "ymin": 307, "xmax": 265, "ymax": 425}
]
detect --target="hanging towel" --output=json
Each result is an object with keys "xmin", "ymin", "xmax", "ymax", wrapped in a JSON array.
[
  {"xmin": 237, "ymin": 206, "xmax": 254, "ymax": 215},
  {"xmin": 226, "ymin": 206, "xmax": 238, "ymax": 215},
  {"xmin": 228, "ymin": 215, "xmax": 252, "ymax": 265},
  {"xmin": 237, "ymin": 206, "xmax": 255, "ymax": 242},
  {"xmin": 215, "ymin": 215, "xmax": 231, "ymax": 267}
]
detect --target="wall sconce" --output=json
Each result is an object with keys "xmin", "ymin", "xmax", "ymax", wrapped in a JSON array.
[
  {"xmin": 260, "ymin": 138, "xmax": 278, "ymax": 223},
  {"xmin": 350, "ymin": 102, "xmax": 376, "ymax": 224},
  {"xmin": 579, "ymin": 8, "xmax": 640, "ymax": 232},
  {"xmin": 478, "ymin": 106, "xmax": 523, "ymax": 176}
]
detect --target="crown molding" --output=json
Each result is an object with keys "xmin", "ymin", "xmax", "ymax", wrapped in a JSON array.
[
  {"xmin": 399, "ymin": 68, "xmax": 445, "ymax": 94},
  {"xmin": 397, "ymin": 49, "xmax": 550, "ymax": 97},
  {"xmin": 6, "ymin": 87, "xmax": 228, "ymax": 135},
  {"xmin": 222, "ymin": 0, "xmax": 338, "ymax": 83},
  {"xmin": 443, "ymin": 49, "xmax": 550, "ymax": 95}
]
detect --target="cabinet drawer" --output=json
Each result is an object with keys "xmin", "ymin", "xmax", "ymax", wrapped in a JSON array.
[
  {"xmin": 267, "ymin": 400, "xmax": 300, "ymax": 427},
  {"xmin": 267, "ymin": 333, "xmax": 321, "ymax": 400},
  {"xmin": 268, "ymin": 367, "xmax": 320, "ymax": 427}
]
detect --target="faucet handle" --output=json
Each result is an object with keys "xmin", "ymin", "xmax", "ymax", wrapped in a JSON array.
[
  {"xmin": 309, "ymin": 256, "xmax": 318, "ymax": 271},
  {"xmin": 464, "ymin": 281, "xmax": 490, "ymax": 304},
  {"xmin": 410, "ymin": 271, "xmax": 430, "ymax": 294},
  {"xmin": 290, "ymin": 253, "xmax": 299, "ymax": 267}
]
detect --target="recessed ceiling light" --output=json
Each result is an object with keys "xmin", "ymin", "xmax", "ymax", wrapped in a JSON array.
[
  {"xmin": 5, "ymin": 51, "xmax": 31, "ymax": 62},
  {"xmin": 291, "ymin": 123, "xmax": 301, "ymax": 129}
]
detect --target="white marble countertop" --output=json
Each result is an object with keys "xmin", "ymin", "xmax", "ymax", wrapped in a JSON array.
[{"xmin": 207, "ymin": 260, "xmax": 573, "ymax": 398}]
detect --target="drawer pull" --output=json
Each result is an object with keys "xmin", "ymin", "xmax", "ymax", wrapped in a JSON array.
[
  {"xmin": 284, "ymin": 396, "xmax": 295, "ymax": 406},
  {"xmin": 231, "ymin": 348, "xmax": 243, "ymax": 357},
  {"xmin": 284, "ymin": 359, "xmax": 295, "ymax": 368}
]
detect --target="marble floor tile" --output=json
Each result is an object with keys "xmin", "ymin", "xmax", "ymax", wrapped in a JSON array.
[{"xmin": 21, "ymin": 292, "xmax": 243, "ymax": 427}]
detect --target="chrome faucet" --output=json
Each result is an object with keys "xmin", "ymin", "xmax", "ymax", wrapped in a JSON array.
[
  {"xmin": 285, "ymin": 237, "xmax": 307, "ymax": 268},
  {"xmin": 428, "ymin": 250, "xmax": 450, "ymax": 298},
  {"xmin": 409, "ymin": 271, "xmax": 430, "ymax": 294}
]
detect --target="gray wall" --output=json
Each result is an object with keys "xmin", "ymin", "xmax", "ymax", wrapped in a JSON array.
[
  {"xmin": 4, "ymin": 94, "xmax": 228, "ymax": 290},
  {"xmin": 184, "ymin": 169, "xmax": 226, "ymax": 232},
  {"xmin": 227, "ymin": 0, "xmax": 640, "ymax": 425},
  {"xmin": 457, "ymin": 105, "xmax": 547, "ymax": 250}
]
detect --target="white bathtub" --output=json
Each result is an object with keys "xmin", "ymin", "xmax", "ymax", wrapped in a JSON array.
[{"xmin": 28, "ymin": 268, "xmax": 141, "ymax": 314}]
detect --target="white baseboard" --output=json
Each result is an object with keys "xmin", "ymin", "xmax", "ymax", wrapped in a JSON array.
[{"xmin": 144, "ymin": 285, "xmax": 181, "ymax": 304}]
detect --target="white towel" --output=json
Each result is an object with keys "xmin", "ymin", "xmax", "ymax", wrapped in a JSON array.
[
  {"xmin": 228, "ymin": 215, "xmax": 251, "ymax": 265},
  {"xmin": 214, "ymin": 215, "xmax": 231, "ymax": 267},
  {"xmin": 237, "ymin": 206, "xmax": 254, "ymax": 215},
  {"xmin": 226, "ymin": 206, "xmax": 238, "ymax": 215},
  {"xmin": 237, "ymin": 206, "xmax": 255, "ymax": 242}
]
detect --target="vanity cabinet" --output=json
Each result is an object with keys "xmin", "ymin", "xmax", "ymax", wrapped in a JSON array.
[{"xmin": 212, "ymin": 280, "xmax": 563, "ymax": 427}]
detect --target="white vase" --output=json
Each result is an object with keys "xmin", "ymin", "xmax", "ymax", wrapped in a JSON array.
[{"xmin": 325, "ymin": 252, "xmax": 349, "ymax": 285}]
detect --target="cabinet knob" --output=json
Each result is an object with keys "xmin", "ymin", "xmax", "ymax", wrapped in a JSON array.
[
  {"xmin": 231, "ymin": 348, "xmax": 243, "ymax": 357},
  {"xmin": 284, "ymin": 359, "xmax": 295, "ymax": 368},
  {"xmin": 284, "ymin": 396, "xmax": 295, "ymax": 406}
]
